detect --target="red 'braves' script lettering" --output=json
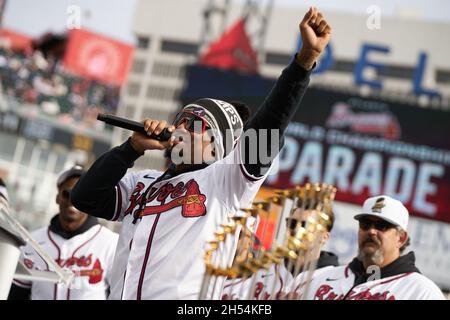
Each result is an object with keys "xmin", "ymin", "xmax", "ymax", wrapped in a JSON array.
[
  {"xmin": 125, "ymin": 179, "xmax": 207, "ymax": 218},
  {"xmin": 314, "ymin": 284, "xmax": 395, "ymax": 300}
]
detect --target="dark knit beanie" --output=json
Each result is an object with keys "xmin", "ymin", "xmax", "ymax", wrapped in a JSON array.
[{"xmin": 182, "ymin": 98, "xmax": 244, "ymax": 160}]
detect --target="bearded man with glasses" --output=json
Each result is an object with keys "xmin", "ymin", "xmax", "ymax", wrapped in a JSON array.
[{"xmin": 295, "ymin": 195, "xmax": 445, "ymax": 300}]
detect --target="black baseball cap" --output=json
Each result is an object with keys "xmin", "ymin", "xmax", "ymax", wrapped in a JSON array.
[{"xmin": 56, "ymin": 165, "xmax": 86, "ymax": 188}]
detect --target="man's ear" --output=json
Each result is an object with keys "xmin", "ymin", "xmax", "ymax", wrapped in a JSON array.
[
  {"xmin": 321, "ymin": 231, "xmax": 330, "ymax": 246},
  {"xmin": 398, "ymin": 230, "xmax": 408, "ymax": 248},
  {"xmin": 56, "ymin": 193, "xmax": 61, "ymax": 205}
]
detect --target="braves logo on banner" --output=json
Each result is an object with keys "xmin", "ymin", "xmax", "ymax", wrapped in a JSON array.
[
  {"xmin": 325, "ymin": 102, "xmax": 401, "ymax": 139},
  {"xmin": 125, "ymin": 179, "xmax": 207, "ymax": 219}
]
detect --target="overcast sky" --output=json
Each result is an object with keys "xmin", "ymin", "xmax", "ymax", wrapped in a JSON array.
[{"xmin": 2, "ymin": 0, "xmax": 449, "ymax": 44}]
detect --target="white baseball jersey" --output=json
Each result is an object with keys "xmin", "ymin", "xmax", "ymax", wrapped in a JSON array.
[
  {"xmin": 221, "ymin": 263, "xmax": 338, "ymax": 300},
  {"xmin": 298, "ymin": 265, "xmax": 446, "ymax": 300},
  {"xmin": 222, "ymin": 263, "xmax": 293, "ymax": 300},
  {"xmin": 108, "ymin": 140, "xmax": 272, "ymax": 300},
  {"xmin": 290, "ymin": 265, "xmax": 336, "ymax": 294},
  {"xmin": 13, "ymin": 224, "xmax": 119, "ymax": 300}
]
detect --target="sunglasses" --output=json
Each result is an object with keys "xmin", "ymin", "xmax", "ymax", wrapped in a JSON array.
[
  {"xmin": 359, "ymin": 219, "xmax": 396, "ymax": 232},
  {"xmin": 286, "ymin": 217, "xmax": 306, "ymax": 231},
  {"xmin": 173, "ymin": 111, "xmax": 210, "ymax": 134},
  {"xmin": 61, "ymin": 189, "xmax": 72, "ymax": 200}
]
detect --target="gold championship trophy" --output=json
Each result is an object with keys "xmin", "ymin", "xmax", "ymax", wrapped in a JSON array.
[{"xmin": 199, "ymin": 183, "xmax": 337, "ymax": 300}]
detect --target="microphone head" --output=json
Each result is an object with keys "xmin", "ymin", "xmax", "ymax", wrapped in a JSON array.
[{"xmin": 97, "ymin": 113, "xmax": 107, "ymax": 121}]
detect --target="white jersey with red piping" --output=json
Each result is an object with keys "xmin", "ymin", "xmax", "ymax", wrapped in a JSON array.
[
  {"xmin": 221, "ymin": 263, "xmax": 294, "ymax": 300},
  {"xmin": 298, "ymin": 264, "xmax": 446, "ymax": 300},
  {"xmin": 13, "ymin": 224, "xmax": 118, "ymax": 300},
  {"xmin": 107, "ymin": 139, "xmax": 273, "ymax": 300}
]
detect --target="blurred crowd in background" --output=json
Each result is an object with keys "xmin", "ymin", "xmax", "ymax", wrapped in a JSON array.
[{"xmin": 0, "ymin": 46, "xmax": 120, "ymax": 128}]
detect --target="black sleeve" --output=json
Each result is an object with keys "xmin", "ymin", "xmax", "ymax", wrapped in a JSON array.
[
  {"xmin": 71, "ymin": 138, "xmax": 141, "ymax": 220},
  {"xmin": 7, "ymin": 284, "xmax": 31, "ymax": 300},
  {"xmin": 242, "ymin": 57, "xmax": 313, "ymax": 177}
]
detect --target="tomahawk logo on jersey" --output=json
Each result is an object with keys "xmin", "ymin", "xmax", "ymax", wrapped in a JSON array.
[
  {"xmin": 13, "ymin": 224, "xmax": 118, "ymax": 300},
  {"xmin": 107, "ymin": 139, "xmax": 273, "ymax": 300}
]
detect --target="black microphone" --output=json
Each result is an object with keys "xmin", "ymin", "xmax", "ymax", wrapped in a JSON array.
[{"xmin": 97, "ymin": 114, "xmax": 172, "ymax": 141}]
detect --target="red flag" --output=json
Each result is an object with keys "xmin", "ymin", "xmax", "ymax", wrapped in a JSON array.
[
  {"xmin": 63, "ymin": 29, "xmax": 134, "ymax": 86},
  {"xmin": 0, "ymin": 28, "xmax": 33, "ymax": 54},
  {"xmin": 200, "ymin": 18, "xmax": 259, "ymax": 74}
]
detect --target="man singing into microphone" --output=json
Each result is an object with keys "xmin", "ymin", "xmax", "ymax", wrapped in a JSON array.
[{"xmin": 71, "ymin": 7, "xmax": 332, "ymax": 300}]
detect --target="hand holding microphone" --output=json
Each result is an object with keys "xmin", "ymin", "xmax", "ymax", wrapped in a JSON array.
[
  {"xmin": 97, "ymin": 114, "xmax": 173, "ymax": 141},
  {"xmin": 97, "ymin": 113, "xmax": 176, "ymax": 154}
]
